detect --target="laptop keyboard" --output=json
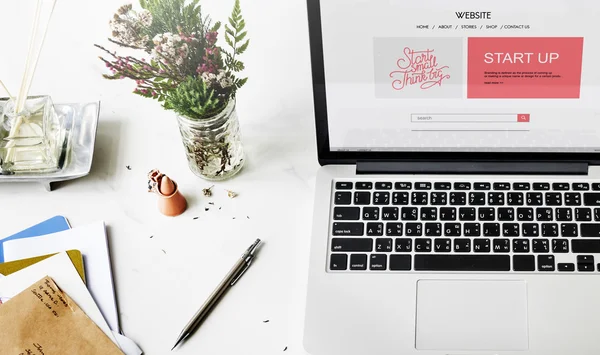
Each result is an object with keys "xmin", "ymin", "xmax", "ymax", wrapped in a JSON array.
[{"xmin": 329, "ymin": 180, "xmax": 600, "ymax": 273}]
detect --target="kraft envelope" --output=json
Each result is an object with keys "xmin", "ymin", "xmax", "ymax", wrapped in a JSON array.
[{"xmin": 0, "ymin": 276, "xmax": 123, "ymax": 354}]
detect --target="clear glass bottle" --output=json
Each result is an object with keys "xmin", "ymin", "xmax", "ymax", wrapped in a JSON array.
[
  {"xmin": 176, "ymin": 99, "xmax": 245, "ymax": 180},
  {"xmin": 0, "ymin": 96, "xmax": 68, "ymax": 174}
]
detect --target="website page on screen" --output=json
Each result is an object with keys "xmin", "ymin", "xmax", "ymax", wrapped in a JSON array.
[{"xmin": 320, "ymin": 0, "xmax": 600, "ymax": 152}]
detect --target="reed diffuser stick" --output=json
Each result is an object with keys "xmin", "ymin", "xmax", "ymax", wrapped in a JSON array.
[
  {"xmin": 15, "ymin": 0, "xmax": 43, "ymax": 114},
  {"xmin": 0, "ymin": 80, "xmax": 13, "ymax": 99}
]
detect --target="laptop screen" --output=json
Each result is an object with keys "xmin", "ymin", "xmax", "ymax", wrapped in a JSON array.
[{"xmin": 320, "ymin": 0, "xmax": 600, "ymax": 153}]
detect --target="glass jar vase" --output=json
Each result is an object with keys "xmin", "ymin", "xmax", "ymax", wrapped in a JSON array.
[{"xmin": 176, "ymin": 99, "xmax": 245, "ymax": 180}]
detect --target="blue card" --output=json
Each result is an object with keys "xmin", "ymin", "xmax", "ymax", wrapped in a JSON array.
[{"xmin": 0, "ymin": 216, "xmax": 71, "ymax": 263}]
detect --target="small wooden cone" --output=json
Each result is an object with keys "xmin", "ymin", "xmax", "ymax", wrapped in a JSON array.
[{"xmin": 157, "ymin": 177, "xmax": 187, "ymax": 216}]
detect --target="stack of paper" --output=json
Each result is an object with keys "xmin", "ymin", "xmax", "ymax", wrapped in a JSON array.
[{"xmin": 0, "ymin": 217, "xmax": 142, "ymax": 355}]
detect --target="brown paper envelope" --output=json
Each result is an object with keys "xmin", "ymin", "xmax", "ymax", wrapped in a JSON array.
[
  {"xmin": 0, "ymin": 250, "xmax": 86, "ymax": 283},
  {"xmin": 0, "ymin": 276, "xmax": 123, "ymax": 355}
]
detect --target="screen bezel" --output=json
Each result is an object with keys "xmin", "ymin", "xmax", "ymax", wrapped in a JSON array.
[{"xmin": 307, "ymin": 0, "xmax": 600, "ymax": 166}]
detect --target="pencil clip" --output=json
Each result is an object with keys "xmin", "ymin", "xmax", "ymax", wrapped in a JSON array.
[{"xmin": 231, "ymin": 261, "xmax": 252, "ymax": 286}]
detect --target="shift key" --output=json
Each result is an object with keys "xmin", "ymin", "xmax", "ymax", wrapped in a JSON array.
[
  {"xmin": 332, "ymin": 222, "xmax": 364, "ymax": 236},
  {"xmin": 331, "ymin": 238, "xmax": 373, "ymax": 252}
]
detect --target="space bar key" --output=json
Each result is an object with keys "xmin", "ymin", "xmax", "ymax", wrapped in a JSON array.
[{"xmin": 414, "ymin": 255, "xmax": 511, "ymax": 271}]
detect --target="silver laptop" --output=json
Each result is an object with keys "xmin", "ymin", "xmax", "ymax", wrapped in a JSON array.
[{"xmin": 303, "ymin": 0, "xmax": 600, "ymax": 354}]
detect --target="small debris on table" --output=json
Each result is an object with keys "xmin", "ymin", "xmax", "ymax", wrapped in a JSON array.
[
  {"xmin": 262, "ymin": 320, "xmax": 270, "ymax": 323},
  {"xmin": 149, "ymin": 235, "xmax": 154, "ymax": 239},
  {"xmin": 246, "ymin": 216, "xmax": 250, "ymax": 219},
  {"xmin": 126, "ymin": 165, "xmax": 132, "ymax": 170},
  {"xmin": 193, "ymin": 217, "xmax": 199, "ymax": 220},
  {"xmin": 208, "ymin": 202, "xmax": 214, "ymax": 205},
  {"xmin": 205, "ymin": 208, "xmax": 209, "ymax": 212},
  {"xmin": 202, "ymin": 185, "xmax": 214, "ymax": 197},
  {"xmin": 161, "ymin": 249, "xmax": 166, "ymax": 254},
  {"xmin": 226, "ymin": 190, "xmax": 238, "ymax": 199},
  {"xmin": 283, "ymin": 346, "xmax": 288, "ymax": 352}
]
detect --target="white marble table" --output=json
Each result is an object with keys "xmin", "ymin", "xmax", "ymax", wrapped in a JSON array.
[{"xmin": 0, "ymin": 0, "xmax": 317, "ymax": 353}]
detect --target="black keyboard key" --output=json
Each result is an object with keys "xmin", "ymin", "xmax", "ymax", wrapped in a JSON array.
[
  {"xmin": 440, "ymin": 207, "xmax": 457, "ymax": 221},
  {"xmin": 513, "ymin": 239, "xmax": 530, "ymax": 253},
  {"xmin": 564, "ymin": 193, "xmax": 581, "ymax": 206},
  {"xmin": 546, "ymin": 193, "xmax": 562, "ymax": 206},
  {"xmin": 484, "ymin": 223, "xmax": 501, "ymax": 237},
  {"xmin": 556, "ymin": 208, "xmax": 573, "ymax": 221},
  {"xmin": 593, "ymin": 183, "xmax": 600, "ymax": 191},
  {"xmin": 411, "ymin": 192, "xmax": 429, "ymax": 205},
  {"xmin": 381, "ymin": 207, "xmax": 399, "ymax": 221},
  {"xmin": 332, "ymin": 222, "xmax": 364, "ymax": 236},
  {"xmin": 331, "ymin": 238, "xmax": 372, "ymax": 252},
  {"xmin": 401, "ymin": 207, "xmax": 418, "ymax": 221},
  {"xmin": 459, "ymin": 207, "xmax": 476, "ymax": 221},
  {"xmin": 395, "ymin": 182, "xmax": 412, "ymax": 190},
  {"xmin": 392, "ymin": 192, "xmax": 409, "ymax": 205},
  {"xmin": 584, "ymin": 193, "xmax": 600, "ymax": 206},
  {"xmin": 430, "ymin": 192, "xmax": 448, "ymax": 205},
  {"xmin": 389, "ymin": 254, "xmax": 411, "ymax": 271},
  {"xmin": 469, "ymin": 192, "xmax": 486, "ymax": 205},
  {"xmin": 561, "ymin": 223, "xmax": 578, "ymax": 237},
  {"xmin": 513, "ymin": 183, "xmax": 531, "ymax": 191},
  {"xmin": 558, "ymin": 263, "xmax": 575, "ymax": 272},
  {"xmin": 542, "ymin": 223, "xmax": 559, "ymax": 237},
  {"xmin": 334, "ymin": 207, "xmax": 360, "ymax": 220},
  {"xmin": 425, "ymin": 223, "xmax": 442, "ymax": 237},
  {"xmin": 536, "ymin": 208, "xmax": 553, "ymax": 221},
  {"xmin": 478, "ymin": 207, "xmax": 495, "ymax": 221},
  {"xmin": 572, "ymin": 239, "xmax": 600, "ymax": 253},
  {"xmin": 414, "ymin": 238, "xmax": 431, "ymax": 252},
  {"xmin": 522, "ymin": 223, "xmax": 539, "ymax": 237},
  {"xmin": 553, "ymin": 183, "xmax": 570, "ymax": 191},
  {"xmin": 366, "ymin": 222, "xmax": 383, "ymax": 236},
  {"xmin": 362, "ymin": 207, "xmax": 379, "ymax": 220},
  {"xmin": 464, "ymin": 223, "xmax": 481, "ymax": 237},
  {"xmin": 335, "ymin": 192, "xmax": 351, "ymax": 205},
  {"xmin": 517, "ymin": 208, "xmax": 534, "ymax": 221},
  {"xmin": 578, "ymin": 263, "xmax": 595, "ymax": 272},
  {"xmin": 386, "ymin": 223, "xmax": 403, "ymax": 236},
  {"xmin": 335, "ymin": 182, "xmax": 353, "ymax": 190},
  {"xmin": 474, "ymin": 239, "xmax": 491, "ymax": 252},
  {"xmin": 434, "ymin": 182, "xmax": 452, "ymax": 190},
  {"xmin": 532, "ymin": 239, "xmax": 549, "ymax": 253},
  {"xmin": 573, "ymin": 183, "xmax": 590, "ymax": 191},
  {"xmin": 444, "ymin": 223, "xmax": 461, "ymax": 237},
  {"xmin": 474, "ymin": 183, "xmax": 491, "ymax": 190},
  {"xmin": 576, "ymin": 208, "xmax": 592, "ymax": 221},
  {"xmin": 581, "ymin": 224, "xmax": 600, "ymax": 237},
  {"xmin": 454, "ymin": 239, "xmax": 471, "ymax": 252},
  {"xmin": 373, "ymin": 192, "xmax": 390, "ymax": 205},
  {"xmin": 406, "ymin": 223, "xmax": 423, "ymax": 236},
  {"xmin": 507, "ymin": 192, "xmax": 524, "ymax": 206},
  {"xmin": 375, "ymin": 182, "xmax": 392, "ymax": 190},
  {"xmin": 330, "ymin": 254, "xmax": 348, "ymax": 270},
  {"xmin": 533, "ymin": 183, "xmax": 550, "ymax": 191},
  {"xmin": 596, "ymin": 208, "xmax": 600, "ymax": 221},
  {"xmin": 354, "ymin": 192, "xmax": 371, "ymax": 205},
  {"xmin": 454, "ymin": 182, "xmax": 471, "ymax": 190},
  {"xmin": 577, "ymin": 255, "xmax": 594, "ymax": 264},
  {"xmin": 513, "ymin": 255, "xmax": 535, "ymax": 271},
  {"xmin": 449, "ymin": 192, "xmax": 467, "ymax": 206},
  {"xmin": 527, "ymin": 193, "xmax": 543, "ymax": 206},
  {"xmin": 552, "ymin": 239, "xmax": 569, "ymax": 253},
  {"xmin": 414, "ymin": 255, "xmax": 510, "ymax": 271},
  {"xmin": 488, "ymin": 192, "xmax": 505, "ymax": 206},
  {"xmin": 538, "ymin": 255, "xmax": 555, "ymax": 271},
  {"xmin": 356, "ymin": 182, "xmax": 372, "ymax": 190},
  {"xmin": 350, "ymin": 254, "xmax": 368, "ymax": 270},
  {"xmin": 493, "ymin": 238, "xmax": 510, "ymax": 252},
  {"xmin": 434, "ymin": 238, "xmax": 452, "ymax": 252},
  {"xmin": 415, "ymin": 182, "xmax": 432, "ymax": 190},
  {"xmin": 498, "ymin": 208, "xmax": 515, "ymax": 221},
  {"xmin": 370, "ymin": 254, "xmax": 387, "ymax": 270},
  {"xmin": 395, "ymin": 238, "xmax": 412, "ymax": 252},
  {"xmin": 493, "ymin": 182, "xmax": 511, "ymax": 190},
  {"xmin": 503, "ymin": 223, "xmax": 520, "ymax": 237},
  {"xmin": 375, "ymin": 238, "xmax": 393, "ymax": 252}
]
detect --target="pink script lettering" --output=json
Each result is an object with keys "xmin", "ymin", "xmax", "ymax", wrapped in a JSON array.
[{"xmin": 389, "ymin": 47, "xmax": 451, "ymax": 90}]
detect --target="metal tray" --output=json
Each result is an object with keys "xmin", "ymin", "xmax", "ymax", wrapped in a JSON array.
[{"xmin": 0, "ymin": 102, "xmax": 100, "ymax": 191}]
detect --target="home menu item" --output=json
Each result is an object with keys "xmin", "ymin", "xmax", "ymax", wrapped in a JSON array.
[{"xmin": 321, "ymin": 0, "xmax": 600, "ymax": 152}]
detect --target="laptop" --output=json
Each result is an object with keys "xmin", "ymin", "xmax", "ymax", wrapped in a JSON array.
[{"xmin": 303, "ymin": 0, "xmax": 600, "ymax": 354}]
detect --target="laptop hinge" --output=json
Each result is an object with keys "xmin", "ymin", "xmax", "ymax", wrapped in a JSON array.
[{"xmin": 356, "ymin": 161, "xmax": 589, "ymax": 175}]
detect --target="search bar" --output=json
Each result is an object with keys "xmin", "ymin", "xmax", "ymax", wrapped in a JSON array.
[{"xmin": 411, "ymin": 114, "xmax": 530, "ymax": 123}]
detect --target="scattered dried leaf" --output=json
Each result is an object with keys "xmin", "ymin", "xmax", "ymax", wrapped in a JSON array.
[
  {"xmin": 202, "ymin": 185, "xmax": 214, "ymax": 197},
  {"xmin": 149, "ymin": 235, "xmax": 154, "ymax": 239},
  {"xmin": 263, "ymin": 320, "xmax": 270, "ymax": 323},
  {"xmin": 208, "ymin": 202, "xmax": 215, "ymax": 205},
  {"xmin": 126, "ymin": 165, "xmax": 132, "ymax": 170},
  {"xmin": 247, "ymin": 216, "xmax": 250, "ymax": 219},
  {"xmin": 283, "ymin": 346, "xmax": 288, "ymax": 351},
  {"xmin": 161, "ymin": 249, "xmax": 166, "ymax": 254},
  {"xmin": 205, "ymin": 208, "xmax": 209, "ymax": 211},
  {"xmin": 226, "ymin": 190, "xmax": 238, "ymax": 199},
  {"xmin": 193, "ymin": 217, "xmax": 199, "ymax": 220}
]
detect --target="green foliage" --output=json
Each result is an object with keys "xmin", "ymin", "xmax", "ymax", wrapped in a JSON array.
[
  {"xmin": 139, "ymin": 0, "xmax": 207, "ymax": 39},
  {"xmin": 163, "ymin": 76, "xmax": 227, "ymax": 120},
  {"xmin": 222, "ymin": 0, "xmax": 249, "ymax": 90}
]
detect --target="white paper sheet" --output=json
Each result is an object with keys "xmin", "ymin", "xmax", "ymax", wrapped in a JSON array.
[
  {"xmin": 3, "ymin": 221, "xmax": 119, "ymax": 332},
  {"xmin": 0, "ymin": 252, "xmax": 117, "ymax": 344}
]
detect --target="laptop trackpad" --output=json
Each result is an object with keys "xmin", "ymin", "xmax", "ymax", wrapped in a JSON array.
[{"xmin": 416, "ymin": 280, "xmax": 528, "ymax": 351}]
